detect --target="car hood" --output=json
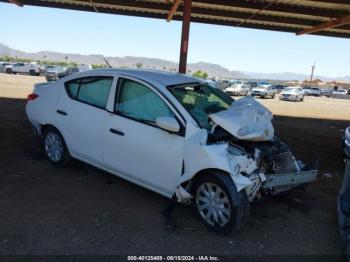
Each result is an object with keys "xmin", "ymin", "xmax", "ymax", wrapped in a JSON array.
[
  {"xmin": 209, "ymin": 96, "xmax": 274, "ymax": 142},
  {"xmin": 281, "ymin": 90, "xmax": 297, "ymax": 95}
]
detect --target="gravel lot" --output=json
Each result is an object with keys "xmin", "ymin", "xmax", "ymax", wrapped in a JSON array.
[{"xmin": 0, "ymin": 73, "xmax": 349, "ymax": 256}]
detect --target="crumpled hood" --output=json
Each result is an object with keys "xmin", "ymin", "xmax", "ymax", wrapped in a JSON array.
[{"xmin": 209, "ymin": 96, "xmax": 274, "ymax": 141}]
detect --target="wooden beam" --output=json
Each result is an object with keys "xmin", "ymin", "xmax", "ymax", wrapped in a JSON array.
[
  {"xmin": 297, "ymin": 14, "xmax": 350, "ymax": 35},
  {"xmin": 178, "ymin": 0, "xmax": 192, "ymax": 74},
  {"xmin": 167, "ymin": 0, "xmax": 181, "ymax": 22},
  {"xmin": 8, "ymin": 0, "xmax": 23, "ymax": 7}
]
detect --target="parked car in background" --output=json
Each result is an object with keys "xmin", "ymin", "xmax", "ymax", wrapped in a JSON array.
[
  {"xmin": 225, "ymin": 81, "xmax": 249, "ymax": 96},
  {"xmin": 272, "ymin": 84, "xmax": 286, "ymax": 94},
  {"xmin": 219, "ymin": 79, "xmax": 231, "ymax": 89},
  {"xmin": 25, "ymin": 69, "xmax": 317, "ymax": 233},
  {"xmin": 7, "ymin": 62, "xmax": 44, "ymax": 76},
  {"xmin": 57, "ymin": 65, "xmax": 91, "ymax": 79},
  {"xmin": 320, "ymin": 89, "xmax": 332, "ymax": 97},
  {"xmin": 303, "ymin": 87, "xmax": 321, "ymax": 96},
  {"xmin": 43, "ymin": 65, "xmax": 55, "ymax": 73},
  {"xmin": 45, "ymin": 66, "xmax": 67, "ymax": 82},
  {"xmin": 344, "ymin": 127, "xmax": 350, "ymax": 158},
  {"xmin": 0, "ymin": 62, "xmax": 12, "ymax": 73},
  {"xmin": 251, "ymin": 84, "xmax": 276, "ymax": 98},
  {"xmin": 333, "ymin": 89, "xmax": 348, "ymax": 95},
  {"xmin": 279, "ymin": 86, "xmax": 304, "ymax": 102}
]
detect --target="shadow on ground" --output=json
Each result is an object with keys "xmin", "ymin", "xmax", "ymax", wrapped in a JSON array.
[{"xmin": 0, "ymin": 97, "xmax": 347, "ymax": 256}]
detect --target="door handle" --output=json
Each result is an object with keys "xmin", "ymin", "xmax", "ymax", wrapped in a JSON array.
[
  {"xmin": 109, "ymin": 128, "xmax": 124, "ymax": 136},
  {"xmin": 56, "ymin": 109, "xmax": 67, "ymax": 116}
]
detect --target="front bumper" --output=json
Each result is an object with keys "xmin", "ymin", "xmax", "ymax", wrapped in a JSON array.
[
  {"xmin": 280, "ymin": 95, "xmax": 297, "ymax": 101},
  {"xmin": 262, "ymin": 169, "xmax": 318, "ymax": 191}
]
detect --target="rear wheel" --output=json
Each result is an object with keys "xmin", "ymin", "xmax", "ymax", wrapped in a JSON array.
[
  {"xmin": 29, "ymin": 69, "xmax": 36, "ymax": 76},
  {"xmin": 43, "ymin": 127, "xmax": 70, "ymax": 167},
  {"xmin": 192, "ymin": 172, "xmax": 249, "ymax": 233},
  {"xmin": 5, "ymin": 68, "xmax": 12, "ymax": 74}
]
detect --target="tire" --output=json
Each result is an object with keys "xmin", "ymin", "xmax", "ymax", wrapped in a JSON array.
[
  {"xmin": 271, "ymin": 93, "xmax": 275, "ymax": 99},
  {"xmin": 43, "ymin": 127, "xmax": 70, "ymax": 167},
  {"xmin": 5, "ymin": 68, "xmax": 12, "ymax": 74},
  {"xmin": 192, "ymin": 171, "xmax": 249, "ymax": 234},
  {"xmin": 300, "ymin": 96, "xmax": 304, "ymax": 102},
  {"xmin": 29, "ymin": 70, "xmax": 36, "ymax": 76}
]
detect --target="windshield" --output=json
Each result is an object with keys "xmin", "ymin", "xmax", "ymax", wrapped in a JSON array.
[
  {"xmin": 285, "ymin": 87, "xmax": 297, "ymax": 91},
  {"xmin": 169, "ymin": 83, "xmax": 233, "ymax": 129}
]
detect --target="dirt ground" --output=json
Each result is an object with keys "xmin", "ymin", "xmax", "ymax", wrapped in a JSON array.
[{"xmin": 0, "ymin": 73, "xmax": 349, "ymax": 257}]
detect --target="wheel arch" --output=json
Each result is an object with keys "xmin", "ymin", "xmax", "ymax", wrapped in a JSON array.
[{"xmin": 40, "ymin": 124, "xmax": 72, "ymax": 155}]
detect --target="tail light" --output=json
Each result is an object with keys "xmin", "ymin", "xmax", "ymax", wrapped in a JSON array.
[{"xmin": 27, "ymin": 93, "xmax": 39, "ymax": 101}]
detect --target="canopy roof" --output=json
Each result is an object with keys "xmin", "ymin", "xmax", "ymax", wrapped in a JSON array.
[{"xmin": 3, "ymin": 0, "xmax": 350, "ymax": 38}]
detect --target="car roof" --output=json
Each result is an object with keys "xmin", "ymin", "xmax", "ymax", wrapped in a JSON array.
[{"xmin": 84, "ymin": 68, "xmax": 202, "ymax": 87}]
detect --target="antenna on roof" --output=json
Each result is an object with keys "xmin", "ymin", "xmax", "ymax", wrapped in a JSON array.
[{"xmin": 103, "ymin": 57, "xmax": 112, "ymax": 68}]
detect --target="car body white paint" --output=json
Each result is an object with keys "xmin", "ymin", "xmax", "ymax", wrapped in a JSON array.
[
  {"xmin": 26, "ymin": 69, "xmax": 315, "ymax": 204},
  {"xmin": 26, "ymin": 69, "xmax": 261, "ymax": 202}
]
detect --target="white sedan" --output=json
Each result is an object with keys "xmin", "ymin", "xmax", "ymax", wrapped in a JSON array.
[
  {"xmin": 279, "ymin": 86, "xmax": 305, "ymax": 102},
  {"xmin": 224, "ymin": 81, "xmax": 249, "ymax": 96},
  {"xmin": 26, "ymin": 69, "xmax": 317, "ymax": 233}
]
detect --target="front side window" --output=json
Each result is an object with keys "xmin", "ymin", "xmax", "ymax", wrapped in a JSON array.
[
  {"xmin": 65, "ymin": 76, "xmax": 113, "ymax": 108},
  {"xmin": 115, "ymin": 78, "xmax": 174, "ymax": 124},
  {"xmin": 169, "ymin": 83, "xmax": 233, "ymax": 129}
]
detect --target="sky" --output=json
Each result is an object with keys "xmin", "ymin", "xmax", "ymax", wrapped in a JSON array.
[{"xmin": 0, "ymin": 3, "xmax": 349, "ymax": 77}]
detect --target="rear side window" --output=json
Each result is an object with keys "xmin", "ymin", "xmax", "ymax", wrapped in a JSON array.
[
  {"xmin": 66, "ymin": 81, "xmax": 79, "ymax": 98},
  {"xmin": 65, "ymin": 76, "xmax": 113, "ymax": 109}
]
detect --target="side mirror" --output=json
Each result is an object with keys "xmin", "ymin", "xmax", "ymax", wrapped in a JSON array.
[{"xmin": 156, "ymin": 116, "xmax": 180, "ymax": 133}]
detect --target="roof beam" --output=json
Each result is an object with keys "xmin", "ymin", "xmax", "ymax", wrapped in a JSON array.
[
  {"xmin": 297, "ymin": 14, "xmax": 350, "ymax": 35},
  {"xmin": 8, "ymin": 0, "xmax": 23, "ymax": 7},
  {"xmin": 167, "ymin": 0, "xmax": 182, "ymax": 22},
  {"xmin": 193, "ymin": 0, "xmax": 349, "ymax": 19}
]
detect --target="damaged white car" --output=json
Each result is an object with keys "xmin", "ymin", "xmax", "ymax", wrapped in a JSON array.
[{"xmin": 26, "ymin": 69, "xmax": 317, "ymax": 233}]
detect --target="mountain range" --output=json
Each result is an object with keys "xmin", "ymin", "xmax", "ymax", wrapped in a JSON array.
[{"xmin": 0, "ymin": 43, "xmax": 349, "ymax": 82}]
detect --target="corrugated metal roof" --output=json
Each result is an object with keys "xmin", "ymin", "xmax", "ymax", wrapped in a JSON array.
[{"xmin": 2, "ymin": 0, "xmax": 350, "ymax": 38}]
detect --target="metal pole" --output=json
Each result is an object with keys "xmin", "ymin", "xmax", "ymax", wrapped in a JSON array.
[
  {"xmin": 309, "ymin": 62, "xmax": 316, "ymax": 87},
  {"xmin": 178, "ymin": 0, "xmax": 192, "ymax": 74}
]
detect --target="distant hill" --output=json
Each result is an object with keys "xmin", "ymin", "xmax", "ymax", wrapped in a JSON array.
[
  {"xmin": 0, "ymin": 43, "xmax": 349, "ymax": 82},
  {"xmin": 0, "ymin": 43, "xmax": 247, "ymax": 79}
]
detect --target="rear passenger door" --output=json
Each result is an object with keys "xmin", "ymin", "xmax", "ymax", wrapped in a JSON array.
[{"xmin": 57, "ymin": 74, "xmax": 115, "ymax": 165}]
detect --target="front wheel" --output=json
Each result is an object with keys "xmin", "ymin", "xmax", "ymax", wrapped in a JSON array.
[
  {"xmin": 192, "ymin": 172, "xmax": 249, "ymax": 233},
  {"xmin": 43, "ymin": 127, "xmax": 70, "ymax": 167}
]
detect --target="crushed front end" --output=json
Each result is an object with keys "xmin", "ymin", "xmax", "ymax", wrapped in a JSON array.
[{"xmin": 208, "ymin": 96, "xmax": 318, "ymax": 201}]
